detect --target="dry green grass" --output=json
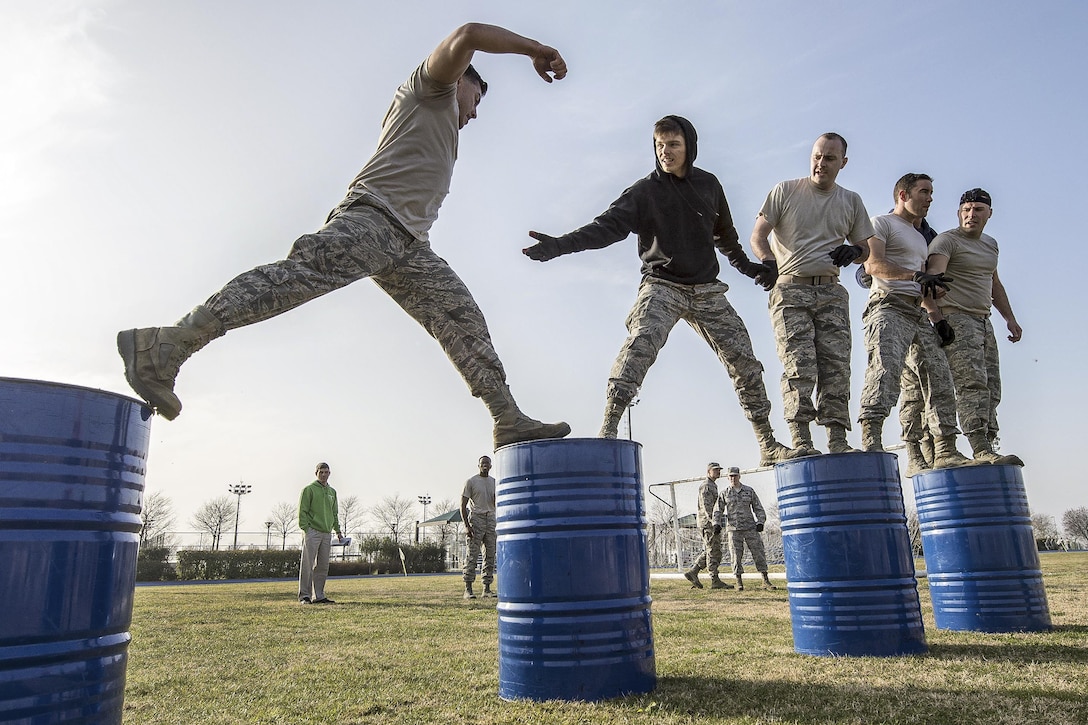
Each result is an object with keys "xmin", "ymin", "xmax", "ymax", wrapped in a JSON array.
[{"xmin": 124, "ymin": 552, "xmax": 1088, "ymax": 724}]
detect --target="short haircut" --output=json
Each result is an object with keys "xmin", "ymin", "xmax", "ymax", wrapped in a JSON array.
[
  {"xmin": 819, "ymin": 132, "xmax": 848, "ymax": 156},
  {"xmin": 653, "ymin": 116, "xmax": 684, "ymax": 137},
  {"xmin": 463, "ymin": 64, "xmax": 488, "ymax": 96},
  {"xmin": 315, "ymin": 462, "xmax": 330, "ymax": 473},
  {"xmin": 893, "ymin": 173, "xmax": 933, "ymax": 203}
]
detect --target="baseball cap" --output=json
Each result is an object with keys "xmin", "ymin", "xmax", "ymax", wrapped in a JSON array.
[
  {"xmin": 726, "ymin": 466, "xmax": 741, "ymax": 475},
  {"xmin": 960, "ymin": 188, "xmax": 992, "ymax": 206},
  {"xmin": 707, "ymin": 462, "xmax": 722, "ymax": 470}
]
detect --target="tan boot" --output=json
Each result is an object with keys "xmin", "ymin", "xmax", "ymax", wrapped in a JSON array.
[
  {"xmin": 753, "ymin": 419, "xmax": 806, "ymax": 466},
  {"xmin": 116, "ymin": 305, "xmax": 224, "ymax": 420},
  {"xmin": 967, "ymin": 432, "xmax": 1025, "ymax": 467},
  {"xmin": 598, "ymin": 399, "xmax": 626, "ymax": 439},
  {"xmin": 904, "ymin": 441, "xmax": 932, "ymax": 477},
  {"xmin": 684, "ymin": 568, "xmax": 704, "ymax": 589},
  {"xmin": 920, "ymin": 434, "xmax": 935, "ymax": 468},
  {"xmin": 761, "ymin": 573, "xmax": 777, "ymax": 590},
  {"xmin": 463, "ymin": 583, "xmax": 476, "ymax": 600},
  {"xmin": 484, "ymin": 386, "xmax": 571, "ymax": 448},
  {"xmin": 788, "ymin": 421, "xmax": 822, "ymax": 455},
  {"xmin": 735, "ymin": 575, "xmax": 745, "ymax": 591},
  {"xmin": 860, "ymin": 419, "xmax": 884, "ymax": 452},
  {"xmin": 827, "ymin": 423, "xmax": 859, "ymax": 453},
  {"xmin": 709, "ymin": 574, "xmax": 734, "ymax": 590},
  {"xmin": 931, "ymin": 434, "xmax": 974, "ymax": 469}
]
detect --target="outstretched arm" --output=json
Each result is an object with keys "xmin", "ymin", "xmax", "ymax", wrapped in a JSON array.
[{"xmin": 427, "ymin": 23, "xmax": 567, "ymax": 85}]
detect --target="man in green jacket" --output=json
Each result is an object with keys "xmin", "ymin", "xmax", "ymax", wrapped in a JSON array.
[{"xmin": 298, "ymin": 462, "xmax": 343, "ymax": 604}]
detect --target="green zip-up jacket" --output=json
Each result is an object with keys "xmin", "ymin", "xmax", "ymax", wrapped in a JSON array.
[{"xmin": 298, "ymin": 481, "xmax": 341, "ymax": 535}]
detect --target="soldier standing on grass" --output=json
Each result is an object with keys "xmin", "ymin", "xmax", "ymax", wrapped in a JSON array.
[
  {"xmin": 298, "ymin": 462, "xmax": 343, "ymax": 604},
  {"xmin": 684, "ymin": 463, "xmax": 732, "ymax": 590},
  {"xmin": 460, "ymin": 456, "xmax": 497, "ymax": 599},
  {"xmin": 721, "ymin": 466, "xmax": 776, "ymax": 591}
]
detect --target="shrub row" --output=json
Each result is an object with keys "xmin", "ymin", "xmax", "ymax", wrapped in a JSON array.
[{"xmin": 135, "ymin": 540, "xmax": 447, "ymax": 581}]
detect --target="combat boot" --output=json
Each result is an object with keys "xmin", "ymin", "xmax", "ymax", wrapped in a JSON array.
[
  {"xmin": 761, "ymin": 573, "xmax": 777, "ymax": 590},
  {"xmin": 827, "ymin": 423, "xmax": 859, "ymax": 453},
  {"xmin": 920, "ymin": 434, "xmax": 935, "ymax": 468},
  {"xmin": 683, "ymin": 567, "xmax": 704, "ymax": 589},
  {"xmin": 463, "ymin": 583, "xmax": 476, "ymax": 600},
  {"xmin": 483, "ymin": 385, "xmax": 571, "ymax": 448},
  {"xmin": 931, "ymin": 435, "xmax": 974, "ymax": 469},
  {"xmin": 904, "ymin": 441, "xmax": 932, "ymax": 477},
  {"xmin": 753, "ymin": 419, "xmax": 806, "ymax": 466},
  {"xmin": 598, "ymin": 398, "xmax": 626, "ymax": 439},
  {"xmin": 966, "ymin": 432, "xmax": 1024, "ymax": 467},
  {"xmin": 735, "ymin": 575, "xmax": 745, "ymax": 591},
  {"xmin": 788, "ymin": 421, "xmax": 822, "ymax": 455},
  {"xmin": 860, "ymin": 419, "xmax": 884, "ymax": 452},
  {"xmin": 709, "ymin": 574, "xmax": 734, "ymax": 590},
  {"xmin": 481, "ymin": 584, "xmax": 497, "ymax": 598},
  {"xmin": 116, "ymin": 305, "xmax": 225, "ymax": 420}
]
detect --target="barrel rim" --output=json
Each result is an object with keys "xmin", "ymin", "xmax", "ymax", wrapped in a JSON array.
[{"xmin": 0, "ymin": 376, "xmax": 150, "ymax": 410}]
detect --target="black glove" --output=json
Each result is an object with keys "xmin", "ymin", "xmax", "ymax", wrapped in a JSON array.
[
  {"xmin": 523, "ymin": 232, "xmax": 564, "ymax": 262},
  {"xmin": 935, "ymin": 319, "xmax": 955, "ymax": 347},
  {"xmin": 912, "ymin": 271, "xmax": 953, "ymax": 299},
  {"xmin": 754, "ymin": 258, "xmax": 778, "ymax": 291},
  {"xmin": 755, "ymin": 522, "xmax": 764, "ymax": 532},
  {"xmin": 828, "ymin": 244, "xmax": 863, "ymax": 267},
  {"xmin": 713, "ymin": 524, "xmax": 722, "ymax": 536}
]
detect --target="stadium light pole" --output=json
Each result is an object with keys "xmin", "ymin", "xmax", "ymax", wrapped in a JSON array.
[
  {"xmin": 417, "ymin": 495, "xmax": 432, "ymax": 543},
  {"xmin": 264, "ymin": 520, "xmax": 273, "ymax": 549},
  {"xmin": 626, "ymin": 398, "xmax": 640, "ymax": 440},
  {"xmin": 228, "ymin": 481, "xmax": 252, "ymax": 549}
]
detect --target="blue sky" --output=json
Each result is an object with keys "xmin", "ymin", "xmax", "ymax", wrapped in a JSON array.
[{"xmin": 2, "ymin": 1, "xmax": 1085, "ymax": 533}]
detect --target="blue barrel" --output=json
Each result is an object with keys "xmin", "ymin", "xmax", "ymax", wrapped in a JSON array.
[
  {"xmin": 0, "ymin": 378, "xmax": 152, "ymax": 724},
  {"xmin": 913, "ymin": 465, "xmax": 1051, "ymax": 632},
  {"xmin": 776, "ymin": 452, "xmax": 927, "ymax": 657},
  {"xmin": 494, "ymin": 438, "xmax": 656, "ymax": 702}
]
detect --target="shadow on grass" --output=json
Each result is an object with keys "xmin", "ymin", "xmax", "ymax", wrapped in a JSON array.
[
  {"xmin": 927, "ymin": 639, "xmax": 1088, "ymax": 665},
  {"xmin": 647, "ymin": 673, "xmax": 1083, "ymax": 723}
]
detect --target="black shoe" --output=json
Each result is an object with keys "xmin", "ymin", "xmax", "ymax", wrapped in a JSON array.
[
  {"xmin": 313, "ymin": 597, "xmax": 335, "ymax": 604},
  {"xmin": 300, "ymin": 597, "xmax": 312, "ymax": 604}
]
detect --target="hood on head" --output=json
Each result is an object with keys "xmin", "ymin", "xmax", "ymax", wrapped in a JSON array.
[{"xmin": 654, "ymin": 114, "xmax": 698, "ymax": 177}]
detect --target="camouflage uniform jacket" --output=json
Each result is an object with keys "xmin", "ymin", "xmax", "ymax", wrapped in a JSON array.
[
  {"xmin": 696, "ymin": 478, "xmax": 722, "ymax": 528},
  {"xmin": 721, "ymin": 484, "xmax": 766, "ymax": 531}
]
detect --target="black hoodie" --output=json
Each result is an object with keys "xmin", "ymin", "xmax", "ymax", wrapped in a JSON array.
[{"xmin": 550, "ymin": 115, "xmax": 750, "ymax": 285}]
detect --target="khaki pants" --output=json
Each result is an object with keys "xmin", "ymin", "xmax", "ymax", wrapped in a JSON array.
[{"xmin": 299, "ymin": 528, "xmax": 332, "ymax": 601}]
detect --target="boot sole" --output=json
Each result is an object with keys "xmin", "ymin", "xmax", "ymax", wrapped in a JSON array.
[
  {"xmin": 494, "ymin": 421, "xmax": 572, "ymax": 448},
  {"xmin": 116, "ymin": 330, "xmax": 181, "ymax": 420}
]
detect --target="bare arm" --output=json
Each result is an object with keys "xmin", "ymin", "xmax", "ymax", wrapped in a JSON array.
[
  {"xmin": 925, "ymin": 252, "xmax": 950, "ymax": 276},
  {"xmin": 863, "ymin": 236, "xmax": 918, "ymax": 281},
  {"xmin": 460, "ymin": 495, "xmax": 473, "ymax": 536},
  {"xmin": 991, "ymin": 270, "xmax": 1022, "ymax": 342},
  {"xmin": 427, "ymin": 23, "xmax": 567, "ymax": 85},
  {"xmin": 749, "ymin": 214, "xmax": 776, "ymax": 262}
]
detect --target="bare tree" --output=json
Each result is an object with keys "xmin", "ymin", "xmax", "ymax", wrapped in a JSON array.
[
  {"xmin": 191, "ymin": 496, "xmax": 236, "ymax": 551},
  {"xmin": 371, "ymin": 494, "xmax": 415, "ymax": 543},
  {"xmin": 338, "ymin": 495, "xmax": 365, "ymax": 556},
  {"xmin": 905, "ymin": 507, "xmax": 923, "ymax": 556},
  {"xmin": 429, "ymin": 497, "xmax": 459, "ymax": 550},
  {"xmin": 1062, "ymin": 507, "xmax": 1088, "ymax": 546},
  {"xmin": 140, "ymin": 490, "xmax": 176, "ymax": 548},
  {"xmin": 1031, "ymin": 511, "xmax": 1061, "ymax": 551},
  {"xmin": 269, "ymin": 501, "xmax": 297, "ymax": 550}
]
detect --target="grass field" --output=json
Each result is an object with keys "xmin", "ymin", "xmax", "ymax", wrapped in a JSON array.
[{"xmin": 123, "ymin": 552, "xmax": 1088, "ymax": 725}]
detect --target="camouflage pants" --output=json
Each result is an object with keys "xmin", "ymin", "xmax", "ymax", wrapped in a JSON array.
[
  {"xmin": 691, "ymin": 524, "xmax": 722, "ymax": 576},
  {"xmin": 606, "ymin": 278, "xmax": 772, "ymax": 420},
  {"xmin": 942, "ymin": 312, "xmax": 1001, "ymax": 438},
  {"xmin": 728, "ymin": 529, "xmax": 767, "ymax": 576},
  {"xmin": 897, "ymin": 349, "xmax": 926, "ymax": 443},
  {"xmin": 769, "ymin": 283, "xmax": 852, "ymax": 427},
  {"xmin": 463, "ymin": 511, "xmax": 496, "ymax": 586},
  {"xmin": 203, "ymin": 200, "xmax": 507, "ymax": 397},
  {"xmin": 859, "ymin": 292, "xmax": 959, "ymax": 437}
]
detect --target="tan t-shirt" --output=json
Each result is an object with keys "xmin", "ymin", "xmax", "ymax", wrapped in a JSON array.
[
  {"xmin": 759, "ymin": 178, "xmax": 875, "ymax": 277},
  {"xmin": 335, "ymin": 61, "xmax": 459, "ymax": 241},
  {"xmin": 462, "ymin": 475, "xmax": 496, "ymax": 515},
  {"xmin": 929, "ymin": 228, "xmax": 998, "ymax": 316},
  {"xmin": 869, "ymin": 214, "xmax": 926, "ymax": 296}
]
